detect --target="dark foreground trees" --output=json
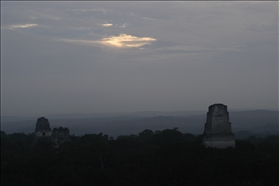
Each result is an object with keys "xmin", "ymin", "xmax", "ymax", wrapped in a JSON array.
[{"xmin": 1, "ymin": 130, "xmax": 278, "ymax": 186}]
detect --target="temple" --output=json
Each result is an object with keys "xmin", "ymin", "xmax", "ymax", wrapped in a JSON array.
[
  {"xmin": 52, "ymin": 127, "xmax": 70, "ymax": 146},
  {"xmin": 35, "ymin": 117, "xmax": 52, "ymax": 138},
  {"xmin": 34, "ymin": 117, "xmax": 69, "ymax": 147},
  {"xmin": 203, "ymin": 104, "xmax": 235, "ymax": 148}
]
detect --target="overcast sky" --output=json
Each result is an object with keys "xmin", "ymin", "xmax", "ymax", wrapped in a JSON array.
[{"xmin": 1, "ymin": 1, "xmax": 278, "ymax": 117}]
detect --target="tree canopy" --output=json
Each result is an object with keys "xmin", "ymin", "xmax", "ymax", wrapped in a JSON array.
[{"xmin": 1, "ymin": 129, "xmax": 278, "ymax": 186}]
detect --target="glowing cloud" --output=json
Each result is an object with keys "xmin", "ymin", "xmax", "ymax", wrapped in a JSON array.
[
  {"xmin": 9, "ymin": 24, "xmax": 38, "ymax": 29},
  {"xmin": 99, "ymin": 34, "xmax": 156, "ymax": 48},
  {"xmin": 60, "ymin": 34, "xmax": 156, "ymax": 49},
  {"xmin": 102, "ymin": 23, "xmax": 113, "ymax": 27}
]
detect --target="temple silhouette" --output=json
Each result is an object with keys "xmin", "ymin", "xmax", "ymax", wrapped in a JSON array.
[
  {"xmin": 202, "ymin": 104, "xmax": 235, "ymax": 148},
  {"xmin": 34, "ymin": 117, "xmax": 69, "ymax": 147}
]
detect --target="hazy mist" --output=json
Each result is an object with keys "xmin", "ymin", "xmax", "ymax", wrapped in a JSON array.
[{"xmin": 1, "ymin": 2, "xmax": 278, "ymax": 117}]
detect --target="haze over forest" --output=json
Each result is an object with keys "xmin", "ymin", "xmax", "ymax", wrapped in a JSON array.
[
  {"xmin": 1, "ymin": 2, "xmax": 278, "ymax": 118},
  {"xmin": 1, "ymin": 4, "xmax": 278, "ymax": 185},
  {"xmin": 2, "ymin": 109, "xmax": 278, "ymax": 139}
]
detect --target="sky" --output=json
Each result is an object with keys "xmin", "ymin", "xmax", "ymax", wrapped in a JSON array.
[{"xmin": 1, "ymin": 1, "xmax": 278, "ymax": 117}]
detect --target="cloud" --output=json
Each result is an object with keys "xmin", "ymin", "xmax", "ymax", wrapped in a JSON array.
[
  {"xmin": 60, "ymin": 34, "xmax": 156, "ymax": 49},
  {"xmin": 8, "ymin": 24, "xmax": 38, "ymax": 29},
  {"xmin": 99, "ymin": 34, "xmax": 156, "ymax": 48},
  {"xmin": 101, "ymin": 23, "xmax": 127, "ymax": 28},
  {"xmin": 58, "ymin": 38, "xmax": 98, "ymax": 47},
  {"xmin": 102, "ymin": 23, "xmax": 113, "ymax": 27}
]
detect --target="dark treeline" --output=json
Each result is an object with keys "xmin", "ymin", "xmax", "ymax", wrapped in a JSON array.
[{"xmin": 1, "ymin": 129, "xmax": 279, "ymax": 186}]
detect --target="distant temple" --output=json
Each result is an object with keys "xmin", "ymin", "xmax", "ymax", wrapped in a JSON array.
[
  {"xmin": 35, "ymin": 117, "xmax": 52, "ymax": 138},
  {"xmin": 203, "ymin": 104, "xmax": 235, "ymax": 148},
  {"xmin": 34, "ymin": 117, "xmax": 69, "ymax": 147},
  {"xmin": 52, "ymin": 127, "xmax": 70, "ymax": 146}
]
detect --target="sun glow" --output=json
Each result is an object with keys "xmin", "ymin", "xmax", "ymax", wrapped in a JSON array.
[
  {"xmin": 99, "ymin": 34, "xmax": 156, "ymax": 48},
  {"xmin": 102, "ymin": 23, "xmax": 113, "ymax": 27},
  {"xmin": 60, "ymin": 34, "xmax": 156, "ymax": 49}
]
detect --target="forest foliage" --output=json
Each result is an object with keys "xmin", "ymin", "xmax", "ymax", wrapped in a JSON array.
[{"xmin": 1, "ymin": 129, "xmax": 279, "ymax": 186}]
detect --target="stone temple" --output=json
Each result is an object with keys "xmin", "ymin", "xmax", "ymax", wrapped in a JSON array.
[
  {"xmin": 202, "ymin": 104, "xmax": 235, "ymax": 148},
  {"xmin": 35, "ymin": 117, "xmax": 52, "ymax": 138},
  {"xmin": 34, "ymin": 117, "xmax": 69, "ymax": 147}
]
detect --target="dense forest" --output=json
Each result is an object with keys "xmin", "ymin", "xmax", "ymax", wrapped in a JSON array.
[{"xmin": 1, "ymin": 129, "xmax": 279, "ymax": 186}]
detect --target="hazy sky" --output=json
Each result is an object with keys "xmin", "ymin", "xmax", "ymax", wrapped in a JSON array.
[{"xmin": 1, "ymin": 1, "xmax": 278, "ymax": 116}]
